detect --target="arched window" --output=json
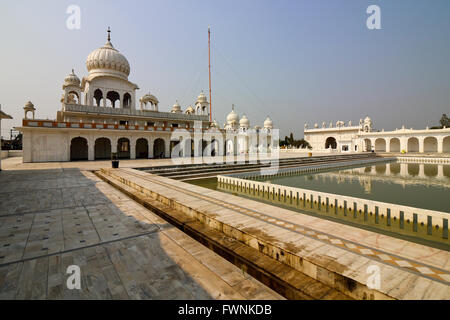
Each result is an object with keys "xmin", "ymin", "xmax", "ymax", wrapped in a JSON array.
[
  {"xmin": 70, "ymin": 137, "xmax": 88, "ymax": 161},
  {"xmin": 107, "ymin": 91, "xmax": 120, "ymax": 108},
  {"xmin": 325, "ymin": 137, "xmax": 337, "ymax": 149},
  {"xmin": 67, "ymin": 91, "xmax": 79, "ymax": 104},
  {"xmin": 123, "ymin": 93, "xmax": 131, "ymax": 108},
  {"xmin": 94, "ymin": 89, "xmax": 103, "ymax": 107}
]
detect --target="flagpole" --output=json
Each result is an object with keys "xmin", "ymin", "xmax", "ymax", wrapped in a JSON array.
[{"xmin": 208, "ymin": 26, "xmax": 212, "ymax": 122}]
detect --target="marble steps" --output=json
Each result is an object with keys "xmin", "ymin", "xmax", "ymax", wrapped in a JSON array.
[{"xmin": 95, "ymin": 170, "xmax": 353, "ymax": 300}]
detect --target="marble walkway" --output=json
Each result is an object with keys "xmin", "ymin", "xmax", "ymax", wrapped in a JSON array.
[{"xmin": 0, "ymin": 167, "xmax": 283, "ymax": 299}]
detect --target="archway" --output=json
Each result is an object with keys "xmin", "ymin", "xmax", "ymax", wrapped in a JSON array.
[
  {"xmin": 226, "ymin": 139, "xmax": 234, "ymax": 155},
  {"xmin": 170, "ymin": 140, "xmax": 181, "ymax": 158},
  {"xmin": 423, "ymin": 137, "xmax": 437, "ymax": 153},
  {"xmin": 389, "ymin": 138, "xmax": 400, "ymax": 152},
  {"xmin": 94, "ymin": 89, "xmax": 103, "ymax": 107},
  {"xmin": 325, "ymin": 137, "xmax": 337, "ymax": 149},
  {"xmin": 211, "ymin": 139, "xmax": 218, "ymax": 156},
  {"xmin": 184, "ymin": 139, "xmax": 194, "ymax": 157},
  {"xmin": 107, "ymin": 91, "xmax": 120, "ymax": 108},
  {"xmin": 153, "ymin": 138, "xmax": 165, "ymax": 158},
  {"xmin": 70, "ymin": 137, "xmax": 88, "ymax": 161},
  {"xmin": 375, "ymin": 164, "xmax": 386, "ymax": 174},
  {"xmin": 443, "ymin": 136, "xmax": 450, "ymax": 153},
  {"xmin": 364, "ymin": 139, "xmax": 372, "ymax": 152},
  {"xmin": 424, "ymin": 164, "xmax": 438, "ymax": 177},
  {"xmin": 390, "ymin": 163, "xmax": 400, "ymax": 175},
  {"xmin": 67, "ymin": 91, "xmax": 79, "ymax": 104},
  {"xmin": 374, "ymin": 138, "xmax": 386, "ymax": 152},
  {"xmin": 136, "ymin": 138, "xmax": 148, "ymax": 159},
  {"xmin": 407, "ymin": 137, "xmax": 419, "ymax": 153},
  {"xmin": 197, "ymin": 139, "xmax": 208, "ymax": 157},
  {"xmin": 407, "ymin": 163, "xmax": 419, "ymax": 176},
  {"xmin": 94, "ymin": 138, "xmax": 111, "ymax": 160},
  {"xmin": 117, "ymin": 138, "xmax": 130, "ymax": 159},
  {"xmin": 123, "ymin": 93, "xmax": 131, "ymax": 108}
]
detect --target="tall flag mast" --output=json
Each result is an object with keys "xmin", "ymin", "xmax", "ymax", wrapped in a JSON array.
[{"xmin": 208, "ymin": 26, "xmax": 212, "ymax": 122}]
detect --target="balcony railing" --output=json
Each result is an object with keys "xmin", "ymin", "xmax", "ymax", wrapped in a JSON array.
[{"xmin": 63, "ymin": 104, "xmax": 209, "ymax": 121}]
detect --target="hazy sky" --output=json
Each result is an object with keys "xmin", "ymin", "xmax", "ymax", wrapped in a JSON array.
[{"xmin": 1, "ymin": 0, "xmax": 449, "ymax": 139}]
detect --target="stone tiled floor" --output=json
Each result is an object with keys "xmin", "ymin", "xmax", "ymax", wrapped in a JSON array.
[{"xmin": 0, "ymin": 168, "xmax": 283, "ymax": 300}]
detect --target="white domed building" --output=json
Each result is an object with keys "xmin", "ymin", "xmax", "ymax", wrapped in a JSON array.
[{"xmin": 18, "ymin": 29, "xmax": 277, "ymax": 162}]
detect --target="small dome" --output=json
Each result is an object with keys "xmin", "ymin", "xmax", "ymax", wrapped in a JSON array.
[
  {"xmin": 140, "ymin": 93, "xmax": 159, "ymax": 105},
  {"xmin": 171, "ymin": 101, "xmax": 182, "ymax": 113},
  {"xmin": 226, "ymin": 106, "xmax": 239, "ymax": 123},
  {"xmin": 264, "ymin": 116, "xmax": 273, "ymax": 128},
  {"xmin": 24, "ymin": 101, "xmax": 35, "ymax": 110},
  {"xmin": 211, "ymin": 119, "xmax": 219, "ymax": 128},
  {"xmin": 197, "ymin": 92, "xmax": 208, "ymax": 103},
  {"xmin": 239, "ymin": 114, "xmax": 250, "ymax": 127},
  {"xmin": 185, "ymin": 105, "xmax": 195, "ymax": 114},
  {"xmin": 86, "ymin": 40, "xmax": 130, "ymax": 80},
  {"xmin": 63, "ymin": 69, "xmax": 80, "ymax": 88},
  {"xmin": 364, "ymin": 116, "xmax": 371, "ymax": 122}
]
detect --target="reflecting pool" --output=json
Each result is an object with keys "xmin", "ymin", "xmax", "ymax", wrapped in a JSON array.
[
  {"xmin": 247, "ymin": 162, "xmax": 450, "ymax": 213},
  {"xmin": 186, "ymin": 161, "xmax": 450, "ymax": 248}
]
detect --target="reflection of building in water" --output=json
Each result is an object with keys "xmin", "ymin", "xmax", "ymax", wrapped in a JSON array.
[{"xmin": 323, "ymin": 163, "xmax": 450, "ymax": 190}]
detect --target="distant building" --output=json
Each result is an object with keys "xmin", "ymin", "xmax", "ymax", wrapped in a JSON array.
[
  {"xmin": 0, "ymin": 108, "xmax": 13, "ymax": 170},
  {"xmin": 304, "ymin": 117, "xmax": 450, "ymax": 153}
]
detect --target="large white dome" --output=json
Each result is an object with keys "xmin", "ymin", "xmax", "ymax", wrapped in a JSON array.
[{"xmin": 86, "ymin": 40, "xmax": 130, "ymax": 80}]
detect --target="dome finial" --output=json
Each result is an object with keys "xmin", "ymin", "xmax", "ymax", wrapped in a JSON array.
[
  {"xmin": 107, "ymin": 26, "xmax": 111, "ymax": 42},
  {"xmin": 232, "ymin": 104, "xmax": 235, "ymax": 111}
]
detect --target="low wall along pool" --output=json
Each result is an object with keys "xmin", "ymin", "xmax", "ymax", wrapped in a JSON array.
[{"xmin": 186, "ymin": 159, "xmax": 450, "ymax": 249}]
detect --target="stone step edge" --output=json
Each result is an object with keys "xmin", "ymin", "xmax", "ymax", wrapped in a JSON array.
[
  {"xmin": 99, "ymin": 168, "xmax": 393, "ymax": 300},
  {"xmin": 95, "ymin": 170, "xmax": 354, "ymax": 300}
]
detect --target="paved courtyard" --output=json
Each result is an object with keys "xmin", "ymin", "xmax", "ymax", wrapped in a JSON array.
[{"xmin": 0, "ymin": 160, "xmax": 283, "ymax": 299}]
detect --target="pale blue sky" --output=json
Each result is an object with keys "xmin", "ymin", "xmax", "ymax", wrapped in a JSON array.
[{"xmin": 1, "ymin": 0, "xmax": 449, "ymax": 139}]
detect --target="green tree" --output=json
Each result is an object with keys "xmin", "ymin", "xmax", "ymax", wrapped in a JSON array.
[{"xmin": 439, "ymin": 114, "xmax": 450, "ymax": 128}]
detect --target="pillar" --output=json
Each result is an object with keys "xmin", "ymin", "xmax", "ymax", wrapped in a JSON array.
[
  {"xmin": 400, "ymin": 163, "xmax": 408, "ymax": 176},
  {"xmin": 111, "ymin": 138, "xmax": 118, "ymax": 153},
  {"xmin": 437, "ymin": 137, "xmax": 444, "ymax": 153},
  {"xmin": 119, "ymin": 92, "xmax": 123, "ymax": 109},
  {"xmin": 102, "ymin": 89, "xmax": 107, "ymax": 107},
  {"xmin": 385, "ymin": 163, "xmax": 391, "ymax": 175},
  {"xmin": 418, "ymin": 163, "xmax": 425, "ymax": 178},
  {"xmin": 437, "ymin": 165, "xmax": 444, "ymax": 179},
  {"xmin": 148, "ymin": 138, "xmax": 154, "ymax": 158},
  {"xmin": 164, "ymin": 137, "xmax": 171, "ymax": 158},
  {"xmin": 130, "ymin": 138, "xmax": 136, "ymax": 159},
  {"xmin": 400, "ymin": 137, "xmax": 407, "ymax": 153},
  {"xmin": 88, "ymin": 139, "xmax": 95, "ymax": 161},
  {"xmin": 419, "ymin": 137, "xmax": 425, "ymax": 153}
]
